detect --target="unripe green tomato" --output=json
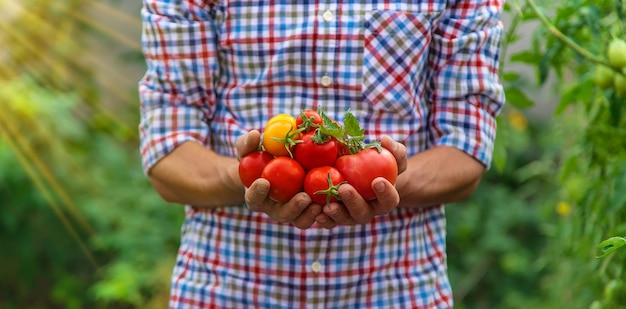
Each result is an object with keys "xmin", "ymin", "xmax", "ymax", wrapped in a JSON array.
[
  {"xmin": 593, "ymin": 65, "xmax": 615, "ymax": 89},
  {"xmin": 607, "ymin": 38, "xmax": 626, "ymax": 68},
  {"xmin": 588, "ymin": 300, "xmax": 602, "ymax": 309},
  {"xmin": 604, "ymin": 279, "xmax": 623, "ymax": 301},
  {"xmin": 614, "ymin": 70, "xmax": 626, "ymax": 97}
]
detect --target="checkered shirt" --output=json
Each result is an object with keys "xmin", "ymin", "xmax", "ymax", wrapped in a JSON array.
[{"xmin": 139, "ymin": 0, "xmax": 505, "ymax": 308}]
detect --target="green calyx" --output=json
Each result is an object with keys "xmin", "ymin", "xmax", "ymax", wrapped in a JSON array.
[
  {"xmin": 313, "ymin": 172, "xmax": 347, "ymax": 205},
  {"xmin": 297, "ymin": 111, "xmax": 321, "ymax": 132},
  {"xmin": 270, "ymin": 125, "xmax": 305, "ymax": 158}
]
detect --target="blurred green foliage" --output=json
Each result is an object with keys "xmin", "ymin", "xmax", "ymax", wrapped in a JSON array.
[{"xmin": 0, "ymin": 0, "xmax": 625, "ymax": 308}]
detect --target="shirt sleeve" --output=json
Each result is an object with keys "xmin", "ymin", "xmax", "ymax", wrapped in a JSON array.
[
  {"xmin": 426, "ymin": 0, "xmax": 505, "ymax": 168},
  {"xmin": 138, "ymin": 0, "xmax": 220, "ymax": 174}
]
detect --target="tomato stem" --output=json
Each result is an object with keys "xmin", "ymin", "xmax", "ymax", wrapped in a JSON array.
[
  {"xmin": 525, "ymin": 0, "xmax": 621, "ymax": 74},
  {"xmin": 270, "ymin": 125, "xmax": 304, "ymax": 158},
  {"xmin": 313, "ymin": 172, "xmax": 347, "ymax": 205}
]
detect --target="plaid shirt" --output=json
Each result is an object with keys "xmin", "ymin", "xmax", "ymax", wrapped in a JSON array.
[{"xmin": 139, "ymin": 0, "xmax": 504, "ymax": 308}]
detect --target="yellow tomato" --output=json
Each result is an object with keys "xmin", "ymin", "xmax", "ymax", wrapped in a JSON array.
[
  {"xmin": 262, "ymin": 114, "xmax": 301, "ymax": 157},
  {"xmin": 266, "ymin": 113, "xmax": 296, "ymax": 126}
]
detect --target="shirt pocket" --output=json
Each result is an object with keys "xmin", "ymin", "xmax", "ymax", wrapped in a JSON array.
[{"xmin": 362, "ymin": 10, "xmax": 437, "ymax": 117}]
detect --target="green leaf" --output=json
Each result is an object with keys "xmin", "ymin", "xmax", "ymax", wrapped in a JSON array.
[
  {"xmin": 555, "ymin": 85, "xmax": 580, "ymax": 115},
  {"xmin": 319, "ymin": 111, "xmax": 344, "ymax": 139},
  {"xmin": 504, "ymin": 0, "xmax": 525, "ymax": 17},
  {"xmin": 343, "ymin": 110, "xmax": 365, "ymax": 138},
  {"xmin": 505, "ymin": 87, "xmax": 535, "ymax": 109},
  {"xmin": 596, "ymin": 237, "xmax": 626, "ymax": 258},
  {"xmin": 510, "ymin": 51, "xmax": 539, "ymax": 64},
  {"xmin": 501, "ymin": 71, "xmax": 521, "ymax": 83}
]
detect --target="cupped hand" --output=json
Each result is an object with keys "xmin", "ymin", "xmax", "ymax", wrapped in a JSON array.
[
  {"xmin": 245, "ymin": 178, "xmax": 320, "ymax": 229},
  {"xmin": 314, "ymin": 135, "xmax": 407, "ymax": 229},
  {"xmin": 313, "ymin": 177, "xmax": 399, "ymax": 228},
  {"xmin": 236, "ymin": 130, "xmax": 320, "ymax": 229}
]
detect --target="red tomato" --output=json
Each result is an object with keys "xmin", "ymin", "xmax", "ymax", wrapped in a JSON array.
[
  {"xmin": 238, "ymin": 151, "xmax": 274, "ymax": 188},
  {"xmin": 296, "ymin": 110, "xmax": 323, "ymax": 132},
  {"xmin": 334, "ymin": 147, "xmax": 398, "ymax": 201},
  {"xmin": 261, "ymin": 157, "xmax": 305, "ymax": 202},
  {"xmin": 293, "ymin": 131, "xmax": 338, "ymax": 171},
  {"xmin": 334, "ymin": 138, "xmax": 348, "ymax": 157},
  {"xmin": 304, "ymin": 166, "xmax": 345, "ymax": 205}
]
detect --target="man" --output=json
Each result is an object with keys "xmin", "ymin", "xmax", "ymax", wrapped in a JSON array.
[{"xmin": 139, "ymin": 0, "xmax": 504, "ymax": 308}]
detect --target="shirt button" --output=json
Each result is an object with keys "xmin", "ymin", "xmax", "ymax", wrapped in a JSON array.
[
  {"xmin": 322, "ymin": 10, "xmax": 334, "ymax": 22},
  {"xmin": 320, "ymin": 75, "xmax": 332, "ymax": 87},
  {"xmin": 311, "ymin": 260, "xmax": 322, "ymax": 273}
]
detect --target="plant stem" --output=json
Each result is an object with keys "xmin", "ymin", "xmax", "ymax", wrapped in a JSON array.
[
  {"xmin": 499, "ymin": 9, "xmax": 521, "ymax": 70},
  {"xmin": 525, "ymin": 0, "xmax": 617, "ymax": 70}
]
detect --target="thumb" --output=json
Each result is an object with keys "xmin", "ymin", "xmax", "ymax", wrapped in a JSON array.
[{"xmin": 236, "ymin": 130, "xmax": 261, "ymax": 159}]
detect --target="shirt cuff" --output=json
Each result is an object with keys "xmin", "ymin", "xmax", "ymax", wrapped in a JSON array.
[
  {"xmin": 139, "ymin": 105, "xmax": 210, "ymax": 174},
  {"xmin": 430, "ymin": 100, "xmax": 498, "ymax": 169}
]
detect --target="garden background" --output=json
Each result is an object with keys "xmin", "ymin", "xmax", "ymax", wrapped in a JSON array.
[{"xmin": 1, "ymin": 1, "xmax": 625, "ymax": 308}]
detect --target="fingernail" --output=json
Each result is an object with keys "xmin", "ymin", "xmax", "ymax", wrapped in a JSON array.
[
  {"xmin": 340, "ymin": 190, "xmax": 352, "ymax": 201},
  {"xmin": 317, "ymin": 217, "xmax": 326, "ymax": 224},
  {"xmin": 255, "ymin": 185, "xmax": 268, "ymax": 196},
  {"xmin": 298, "ymin": 199, "xmax": 310, "ymax": 209},
  {"xmin": 374, "ymin": 181, "xmax": 385, "ymax": 193}
]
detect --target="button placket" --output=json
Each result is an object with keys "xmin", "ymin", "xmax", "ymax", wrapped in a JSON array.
[{"xmin": 318, "ymin": 5, "xmax": 337, "ymax": 90}]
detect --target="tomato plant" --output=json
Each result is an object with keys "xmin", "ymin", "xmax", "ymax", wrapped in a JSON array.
[
  {"xmin": 482, "ymin": 1, "xmax": 626, "ymax": 308},
  {"xmin": 261, "ymin": 157, "xmax": 305, "ymax": 202},
  {"xmin": 304, "ymin": 166, "xmax": 345, "ymax": 205},
  {"xmin": 334, "ymin": 147, "xmax": 398, "ymax": 201},
  {"xmin": 238, "ymin": 150, "xmax": 274, "ymax": 188},
  {"xmin": 293, "ymin": 131, "xmax": 338, "ymax": 171}
]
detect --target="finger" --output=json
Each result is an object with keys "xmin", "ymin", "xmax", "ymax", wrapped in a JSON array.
[
  {"xmin": 380, "ymin": 135, "xmax": 407, "ymax": 174},
  {"xmin": 314, "ymin": 213, "xmax": 338, "ymax": 229},
  {"xmin": 293, "ymin": 203, "xmax": 323, "ymax": 229},
  {"xmin": 323, "ymin": 202, "xmax": 354, "ymax": 226},
  {"xmin": 244, "ymin": 178, "xmax": 271, "ymax": 212},
  {"xmin": 236, "ymin": 130, "xmax": 261, "ymax": 160},
  {"xmin": 337, "ymin": 184, "xmax": 373, "ymax": 224},
  {"xmin": 371, "ymin": 177, "xmax": 400, "ymax": 215},
  {"xmin": 272, "ymin": 192, "xmax": 312, "ymax": 223}
]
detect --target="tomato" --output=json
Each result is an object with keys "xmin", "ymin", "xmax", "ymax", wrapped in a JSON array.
[
  {"xmin": 593, "ymin": 65, "xmax": 615, "ymax": 90},
  {"xmin": 293, "ymin": 131, "xmax": 338, "ymax": 171},
  {"xmin": 296, "ymin": 110, "xmax": 323, "ymax": 132},
  {"xmin": 334, "ymin": 147, "xmax": 398, "ymax": 201},
  {"xmin": 608, "ymin": 38, "xmax": 626, "ymax": 68},
  {"xmin": 304, "ymin": 166, "xmax": 345, "ymax": 205},
  {"xmin": 615, "ymin": 69, "xmax": 626, "ymax": 97},
  {"xmin": 238, "ymin": 151, "xmax": 274, "ymax": 188},
  {"xmin": 262, "ymin": 114, "xmax": 301, "ymax": 157},
  {"xmin": 334, "ymin": 138, "xmax": 348, "ymax": 157},
  {"xmin": 261, "ymin": 157, "xmax": 305, "ymax": 202},
  {"xmin": 267, "ymin": 113, "xmax": 296, "ymax": 126},
  {"xmin": 604, "ymin": 279, "xmax": 624, "ymax": 301}
]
